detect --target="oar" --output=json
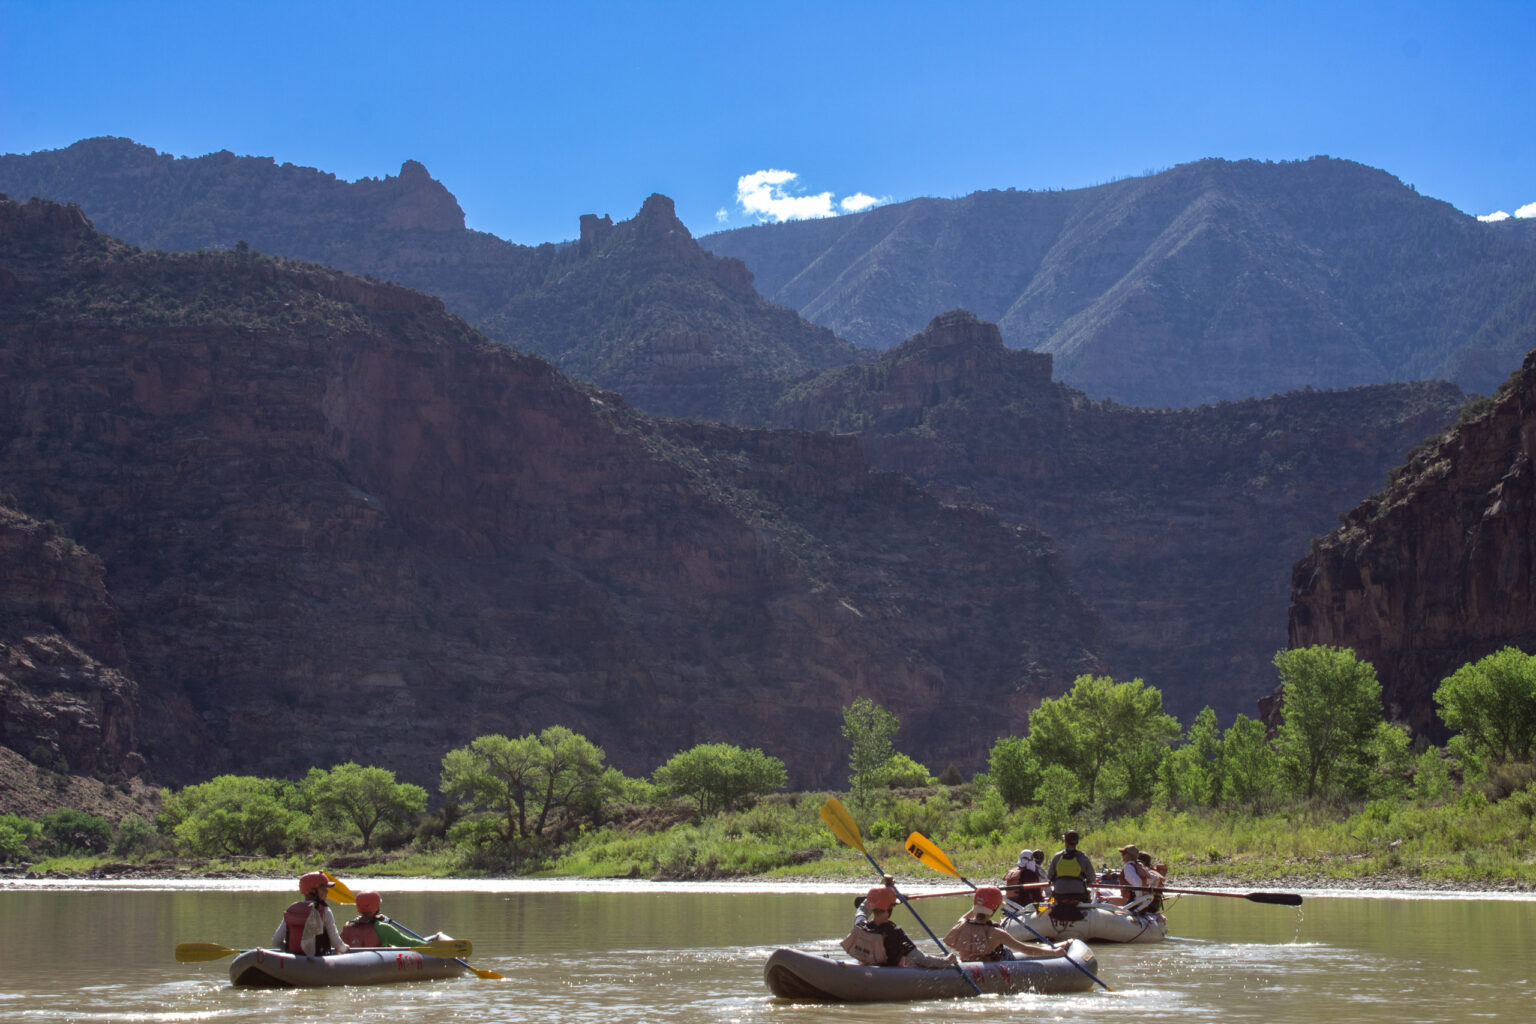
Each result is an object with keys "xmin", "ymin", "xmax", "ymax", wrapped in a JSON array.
[
  {"xmin": 1116, "ymin": 883, "xmax": 1301, "ymax": 907},
  {"xmin": 325, "ymin": 872, "xmax": 504, "ymax": 979},
  {"xmin": 175, "ymin": 939, "xmax": 472, "ymax": 962},
  {"xmin": 908, "ymin": 885, "xmax": 1050, "ymax": 899},
  {"xmin": 819, "ymin": 798, "xmax": 981, "ymax": 997},
  {"xmin": 904, "ymin": 832, "xmax": 1111, "ymax": 993}
]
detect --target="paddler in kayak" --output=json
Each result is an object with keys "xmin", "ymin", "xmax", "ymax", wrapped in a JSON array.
[
  {"xmin": 943, "ymin": 886, "xmax": 1062, "ymax": 961},
  {"xmin": 273, "ymin": 872, "xmax": 350, "ymax": 955},
  {"xmin": 341, "ymin": 890, "xmax": 429, "ymax": 948},
  {"xmin": 842, "ymin": 884, "xmax": 960, "ymax": 968}
]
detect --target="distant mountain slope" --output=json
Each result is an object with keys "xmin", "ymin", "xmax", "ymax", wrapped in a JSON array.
[
  {"xmin": 1290, "ymin": 347, "xmax": 1536, "ymax": 739},
  {"xmin": 770, "ymin": 311, "xmax": 1467, "ymax": 723},
  {"xmin": 705, "ymin": 158, "xmax": 1536, "ymax": 407},
  {"xmin": 0, "ymin": 137, "xmax": 862, "ymax": 423},
  {"xmin": 0, "ymin": 198, "xmax": 1098, "ymax": 789}
]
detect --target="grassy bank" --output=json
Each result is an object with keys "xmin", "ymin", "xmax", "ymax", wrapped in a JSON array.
[{"xmin": 19, "ymin": 783, "xmax": 1536, "ymax": 892}]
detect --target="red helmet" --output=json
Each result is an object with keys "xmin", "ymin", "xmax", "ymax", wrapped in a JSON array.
[
  {"xmin": 973, "ymin": 886, "xmax": 1004, "ymax": 912},
  {"xmin": 298, "ymin": 871, "xmax": 332, "ymax": 896},
  {"xmin": 864, "ymin": 886, "xmax": 898, "ymax": 912},
  {"xmin": 355, "ymin": 891, "xmax": 381, "ymax": 915}
]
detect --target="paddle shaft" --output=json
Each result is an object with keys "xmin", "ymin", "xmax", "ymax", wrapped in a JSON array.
[
  {"xmin": 393, "ymin": 919, "xmax": 503, "ymax": 979},
  {"xmin": 1116, "ymin": 884, "xmax": 1301, "ymax": 906}
]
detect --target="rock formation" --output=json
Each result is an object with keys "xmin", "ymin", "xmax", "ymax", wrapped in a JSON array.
[
  {"xmin": 0, "ymin": 198, "xmax": 1099, "ymax": 789},
  {"xmin": 1290, "ymin": 349, "xmax": 1536, "ymax": 736},
  {"xmin": 773, "ymin": 311, "xmax": 1467, "ymax": 723}
]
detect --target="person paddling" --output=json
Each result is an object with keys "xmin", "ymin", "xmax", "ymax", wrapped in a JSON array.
[
  {"xmin": 943, "ymin": 886, "xmax": 1061, "ymax": 962},
  {"xmin": 273, "ymin": 872, "xmax": 350, "ymax": 956},
  {"xmin": 341, "ymin": 891, "xmax": 430, "ymax": 948},
  {"xmin": 843, "ymin": 885, "xmax": 959, "ymax": 969}
]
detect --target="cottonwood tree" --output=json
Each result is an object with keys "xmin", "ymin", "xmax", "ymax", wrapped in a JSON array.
[
  {"xmin": 1159, "ymin": 706, "xmax": 1222, "ymax": 809},
  {"xmin": 1217, "ymin": 714, "xmax": 1279, "ymax": 811},
  {"xmin": 841, "ymin": 697, "xmax": 900, "ymax": 794},
  {"xmin": 653, "ymin": 743, "xmax": 787, "ymax": 815},
  {"xmin": 440, "ymin": 726, "xmax": 617, "ymax": 844},
  {"xmin": 1273, "ymin": 645, "xmax": 1384, "ymax": 799},
  {"xmin": 1435, "ymin": 646, "xmax": 1536, "ymax": 777},
  {"xmin": 1026, "ymin": 675, "xmax": 1180, "ymax": 804},
  {"xmin": 302, "ymin": 762, "xmax": 428, "ymax": 850},
  {"xmin": 158, "ymin": 775, "xmax": 304, "ymax": 856}
]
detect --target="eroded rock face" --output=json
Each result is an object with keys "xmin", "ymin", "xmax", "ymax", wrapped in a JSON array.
[
  {"xmin": 0, "ymin": 200, "xmax": 1099, "ymax": 788},
  {"xmin": 0, "ymin": 505, "xmax": 139, "ymax": 777},
  {"xmin": 772, "ymin": 310, "xmax": 1468, "ymax": 724},
  {"xmin": 1289, "ymin": 351, "xmax": 1536, "ymax": 736}
]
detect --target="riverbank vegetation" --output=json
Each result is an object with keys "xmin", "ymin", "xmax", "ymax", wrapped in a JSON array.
[{"xmin": 5, "ymin": 646, "xmax": 1535, "ymax": 890}]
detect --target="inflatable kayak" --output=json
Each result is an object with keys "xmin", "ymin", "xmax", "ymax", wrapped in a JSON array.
[
  {"xmin": 763, "ymin": 939, "xmax": 1098, "ymax": 1001},
  {"xmin": 229, "ymin": 947, "xmax": 469, "ymax": 987},
  {"xmin": 1007, "ymin": 902, "xmax": 1167, "ymax": 944}
]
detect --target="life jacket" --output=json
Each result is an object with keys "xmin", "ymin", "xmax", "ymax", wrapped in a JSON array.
[
  {"xmin": 945, "ymin": 918, "xmax": 1008, "ymax": 961},
  {"xmin": 341, "ymin": 914, "xmax": 382, "ymax": 948},
  {"xmin": 282, "ymin": 899, "xmax": 334, "ymax": 956},
  {"xmin": 1050, "ymin": 850, "xmax": 1091, "ymax": 900},
  {"xmin": 841, "ymin": 924, "xmax": 890, "ymax": 965}
]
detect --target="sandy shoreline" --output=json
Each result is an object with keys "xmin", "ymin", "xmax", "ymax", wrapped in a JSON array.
[{"xmin": 3, "ymin": 869, "xmax": 1533, "ymax": 900}]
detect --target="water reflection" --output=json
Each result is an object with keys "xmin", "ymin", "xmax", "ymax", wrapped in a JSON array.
[{"xmin": 0, "ymin": 883, "xmax": 1530, "ymax": 1023}]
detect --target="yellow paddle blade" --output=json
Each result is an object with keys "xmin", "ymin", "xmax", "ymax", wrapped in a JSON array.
[
  {"xmin": 466, "ymin": 964, "xmax": 505, "ymax": 979},
  {"xmin": 904, "ymin": 832, "xmax": 964, "ymax": 880},
  {"xmin": 819, "ymin": 798, "xmax": 867, "ymax": 854},
  {"xmin": 416, "ymin": 939, "xmax": 473, "ymax": 958},
  {"xmin": 323, "ymin": 871, "xmax": 358, "ymax": 905},
  {"xmin": 175, "ymin": 942, "xmax": 242, "ymax": 962}
]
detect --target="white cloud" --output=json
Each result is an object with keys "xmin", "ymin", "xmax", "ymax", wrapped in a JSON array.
[
  {"xmin": 1478, "ymin": 210, "xmax": 1511, "ymax": 222},
  {"xmin": 715, "ymin": 207, "xmax": 728, "ymax": 223},
  {"xmin": 735, "ymin": 169, "xmax": 888, "ymax": 222},
  {"xmin": 1517, "ymin": 201, "xmax": 1536, "ymax": 219}
]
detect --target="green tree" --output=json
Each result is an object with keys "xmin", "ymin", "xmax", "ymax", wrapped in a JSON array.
[
  {"xmin": 302, "ymin": 762, "xmax": 428, "ymax": 850},
  {"xmin": 987, "ymin": 736, "xmax": 1041, "ymax": 809},
  {"xmin": 39, "ymin": 808, "xmax": 113, "ymax": 855},
  {"xmin": 882, "ymin": 753, "xmax": 934, "ymax": 788},
  {"xmin": 158, "ymin": 775, "xmax": 305, "ymax": 856},
  {"xmin": 841, "ymin": 697, "xmax": 899, "ymax": 793},
  {"xmin": 1216, "ymin": 714, "xmax": 1278, "ymax": 811},
  {"xmin": 1273, "ymin": 646, "xmax": 1385, "ymax": 799},
  {"xmin": 441, "ymin": 726, "xmax": 615, "ymax": 844},
  {"xmin": 1026, "ymin": 674, "xmax": 1180, "ymax": 804},
  {"xmin": 1033, "ymin": 764, "xmax": 1085, "ymax": 836},
  {"xmin": 1159, "ymin": 706, "xmax": 1222, "ymax": 809},
  {"xmin": 1434, "ymin": 647, "xmax": 1536, "ymax": 777},
  {"xmin": 654, "ymin": 743, "xmax": 788, "ymax": 815},
  {"xmin": 0, "ymin": 814, "xmax": 42, "ymax": 863}
]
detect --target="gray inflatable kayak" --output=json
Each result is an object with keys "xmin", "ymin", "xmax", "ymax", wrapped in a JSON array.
[
  {"xmin": 763, "ymin": 939, "xmax": 1099, "ymax": 1001},
  {"xmin": 1007, "ymin": 902, "xmax": 1168, "ymax": 943},
  {"xmin": 229, "ymin": 947, "xmax": 469, "ymax": 987}
]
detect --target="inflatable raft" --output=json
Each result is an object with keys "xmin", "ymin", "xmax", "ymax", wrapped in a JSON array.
[
  {"xmin": 763, "ymin": 939, "xmax": 1098, "ymax": 1001},
  {"xmin": 1007, "ymin": 902, "xmax": 1167, "ymax": 944},
  {"xmin": 229, "ymin": 947, "xmax": 469, "ymax": 987}
]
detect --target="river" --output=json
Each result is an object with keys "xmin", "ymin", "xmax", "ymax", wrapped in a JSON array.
[{"xmin": 1, "ymin": 879, "xmax": 1530, "ymax": 1022}]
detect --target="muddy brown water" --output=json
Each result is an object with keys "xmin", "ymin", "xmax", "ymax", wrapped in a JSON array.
[{"xmin": 2, "ymin": 879, "xmax": 1531, "ymax": 1022}]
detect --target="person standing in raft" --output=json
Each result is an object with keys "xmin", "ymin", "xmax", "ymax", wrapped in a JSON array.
[
  {"xmin": 273, "ymin": 872, "xmax": 350, "ymax": 956},
  {"xmin": 943, "ymin": 886, "xmax": 1061, "ymax": 961},
  {"xmin": 1046, "ymin": 829, "xmax": 1095, "ymax": 919},
  {"xmin": 843, "ymin": 885, "xmax": 959, "ymax": 968},
  {"xmin": 341, "ymin": 891, "xmax": 428, "ymax": 948}
]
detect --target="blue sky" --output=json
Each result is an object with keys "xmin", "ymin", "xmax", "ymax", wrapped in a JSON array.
[{"xmin": 3, "ymin": 0, "xmax": 1532, "ymax": 244}]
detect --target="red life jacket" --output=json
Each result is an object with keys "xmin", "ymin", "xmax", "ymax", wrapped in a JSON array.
[
  {"xmin": 341, "ymin": 917, "xmax": 381, "ymax": 948},
  {"xmin": 283, "ymin": 899, "xmax": 334, "ymax": 955}
]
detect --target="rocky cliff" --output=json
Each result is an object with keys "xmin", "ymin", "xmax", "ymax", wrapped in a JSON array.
[
  {"xmin": 773, "ymin": 311, "xmax": 1467, "ymax": 723},
  {"xmin": 0, "ymin": 139, "xmax": 865, "ymax": 423},
  {"xmin": 0, "ymin": 199, "xmax": 1099, "ymax": 789},
  {"xmin": 1289, "ymin": 350, "xmax": 1536, "ymax": 736}
]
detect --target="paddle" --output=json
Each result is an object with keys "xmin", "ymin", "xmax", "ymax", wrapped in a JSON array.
[
  {"xmin": 904, "ymin": 831, "xmax": 1111, "ymax": 993},
  {"xmin": 819, "ymin": 798, "xmax": 981, "ymax": 997},
  {"xmin": 324, "ymin": 872, "xmax": 504, "ymax": 979},
  {"xmin": 1116, "ymin": 884, "xmax": 1301, "ymax": 907},
  {"xmin": 175, "ymin": 939, "xmax": 472, "ymax": 962}
]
